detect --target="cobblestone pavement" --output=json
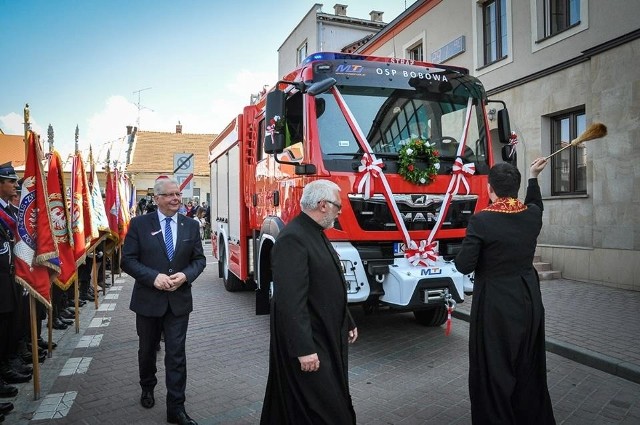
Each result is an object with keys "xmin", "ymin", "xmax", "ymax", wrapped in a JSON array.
[
  {"xmin": 455, "ymin": 278, "xmax": 640, "ymax": 384},
  {"xmin": 3, "ymin": 249, "xmax": 640, "ymax": 424}
]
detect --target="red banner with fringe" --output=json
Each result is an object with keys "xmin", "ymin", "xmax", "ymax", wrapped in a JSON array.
[
  {"xmin": 47, "ymin": 150, "xmax": 76, "ymax": 290},
  {"xmin": 14, "ymin": 132, "xmax": 59, "ymax": 308}
]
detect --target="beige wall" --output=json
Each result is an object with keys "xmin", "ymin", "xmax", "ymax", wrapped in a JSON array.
[{"xmin": 368, "ymin": 0, "xmax": 471, "ymax": 66}]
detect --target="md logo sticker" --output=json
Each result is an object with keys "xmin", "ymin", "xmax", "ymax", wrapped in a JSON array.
[
  {"xmin": 335, "ymin": 64, "xmax": 365, "ymax": 75},
  {"xmin": 421, "ymin": 268, "xmax": 442, "ymax": 276}
]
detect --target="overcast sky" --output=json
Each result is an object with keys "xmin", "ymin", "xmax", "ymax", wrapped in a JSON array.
[{"xmin": 0, "ymin": 0, "xmax": 407, "ymax": 163}]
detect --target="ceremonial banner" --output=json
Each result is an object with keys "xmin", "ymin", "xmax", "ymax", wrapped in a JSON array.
[
  {"xmin": 48, "ymin": 150, "xmax": 76, "ymax": 290},
  {"xmin": 14, "ymin": 131, "xmax": 59, "ymax": 307},
  {"xmin": 88, "ymin": 148, "xmax": 108, "ymax": 236},
  {"xmin": 104, "ymin": 166, "xmax": 120, "ymax": 245},
  {"xmin": 71, "ymin": 152, "xmax": 95, "ymax": 265},
  {"xmin": 116, "ymin": 170, "xmax": 131, "ymax": 242},
  {"xmin": 88, "ymin": 149, "xmax": 117, "ymax": 255}
]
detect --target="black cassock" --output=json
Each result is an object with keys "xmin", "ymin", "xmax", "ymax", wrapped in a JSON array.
[
  {"xmin": 260, "ymin": 212, "xmax": 356, "ymax": 425},
  {"xmin": 455, "ymin": 179, "xmax": 556, "ymax": 425}
]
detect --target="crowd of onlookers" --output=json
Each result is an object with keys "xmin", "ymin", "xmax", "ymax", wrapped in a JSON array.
[{"xmin": 137, "ymin": 197, "xmax": 210, "ymax": 240}]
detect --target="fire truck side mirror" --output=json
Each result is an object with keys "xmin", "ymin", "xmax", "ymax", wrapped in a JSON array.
[
  {"xmin": 497, "ymin": 109, "xmax": 512, "ymax": 144},
  {"xmin": 264, "ymin": 90, "xmax": 286, "ymax": 154},
  {"xmin": 305, "ymin": 77, "xmax": 336, "ymax": 96},
  {"xmin": 501, "ymin": 145, "xmax": 517, "ymax": 164}
]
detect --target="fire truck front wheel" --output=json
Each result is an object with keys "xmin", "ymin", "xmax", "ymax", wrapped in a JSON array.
[
  {"xmin": 220, "ymin": 243, "xmax": 244, "ymax": 292},
  {"xmin": 413, "ymin": 306, "xmax": 448, "ymax": 327}
]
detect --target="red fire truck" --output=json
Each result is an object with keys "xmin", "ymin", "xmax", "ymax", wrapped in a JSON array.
[{"xmin": 209, "ymin": 52, "xmax": 513, "ymax": 325}]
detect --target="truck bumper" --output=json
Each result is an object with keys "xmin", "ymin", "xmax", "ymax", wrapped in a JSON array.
[
  {"xmin": 332, "ymin": 242, "xmax": 466, "ymax": 308},
  {"xmin": 379, "ymin": 257, "xmax": 464, "ymax": 308}
]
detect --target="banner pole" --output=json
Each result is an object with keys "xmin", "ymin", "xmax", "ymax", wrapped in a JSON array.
[
  {"xmin": 30, "ymin": 296, "xmax": 41, "ymax": 400},
  {"xmin": 74, "ymin": 277, "xmax": 80, "ymax": 333},
  {"xmin": 111, "ymin": 250, "xmax": 115, "ymax": 288},
  {"xmin": 47, "ymin": 305, "xmax": 53, "ymax": 357},
  {"xmin": 92, "ymin": 252, "xmax": 99, "ymax": 309}
]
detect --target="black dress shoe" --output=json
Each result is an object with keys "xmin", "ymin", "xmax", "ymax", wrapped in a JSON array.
[
  {"xmin": 0, "ymin": 382, "xmax": 17, "ymax": 398},
  {"xmin": 60, "ymin": 310, "xmax": 74, "ymax": 319},
  {"xmin": 167, "ymin": 411, "xmax": 197, "ymax": 425},
  {"xmin": 80, "ymin": 293, "xmax": 95, "ymax": 302},
  {"xmin": 9, "ymin": 358, "xmax": 32, "ymax": 375},
  {"xmin": 0, "ymin": 412, "xmax": 4, "ymax": 422},
  {"xmin": 0, "ymin": 366, "xmax": 31, "ymax": 384},
  {"xmin": 0, "ymin": 401, "xmax": 13, "ymax": 414},
  {"xmin": 59, "ymin": 317, "xmax": 74, "ymax": 325},
  {"xmin": 140, "ymin": 390, "xmax": 154, "ymax": 409},
  {"xmin": 21, "ymin": 351, "xmax": 47, "ymax": 364},
  {"xmin": 37, "ymin": 339, "xmax": 57, "ymax": 350},
  {"xmin": 52, "ymin": 318, "xmax": 69, "ymax": 330}
]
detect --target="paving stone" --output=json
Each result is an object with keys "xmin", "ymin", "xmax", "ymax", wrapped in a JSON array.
[{"xmin": 4, "ymin": 252, "xmax": 640, "ymax": 424}]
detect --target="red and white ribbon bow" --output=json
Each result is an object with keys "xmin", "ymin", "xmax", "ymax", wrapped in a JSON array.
[
  {"xmin": 266, "ymin": 115, "xmax": 281, "ymax": 145},
  {"xmin": 355, "ymin": 153, "xmax": 384, "ymax": 199},
  {"xmin": 508, "ymin": 132, "xmax": 518, "ymax": 158},
  {"xmin": 451, "ymin": 158, "xmax": 476, "ymax": 195},
  {"xmin": 405, "ymin": 239, "xmax": 438, "ymax": 266}
]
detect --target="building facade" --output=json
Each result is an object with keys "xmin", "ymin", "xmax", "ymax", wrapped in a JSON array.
[
  {"xmin": 125, "ymin": 124, "xmax": 214, "ymax": 208},
  {"xmin": 355, "ymin": 0, "xmax": 640, "ymax": 290},
  {"xmin": 278, "ymin": 3, "xmax": 386, "ymax": 77}
]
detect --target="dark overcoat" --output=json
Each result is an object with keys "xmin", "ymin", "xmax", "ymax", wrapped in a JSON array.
[
  {"xmin": 0, "ymin": 220, "xmax": 18, "ymax": 314},
  {"xmin": 261, "ymin": 212, "xmax": 356, "ymax": 425},
  {"xmin": 455, "ymin": 178, "xmax": 555, "ymax": 425}
]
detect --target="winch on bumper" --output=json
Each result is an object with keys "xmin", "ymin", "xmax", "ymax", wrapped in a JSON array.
[
  {"xmin": 378, "ymin": 257, "xmax": 464, "ymax": 309},
  {"xmin": 331, "ymin": 242, "xmax": 467, "ymax": 309}
]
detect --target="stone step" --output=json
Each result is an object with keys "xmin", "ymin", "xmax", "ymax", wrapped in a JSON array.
[
  {"xmin": 534, "ymin": 261, "xmax": 551, "ymax": 271},
  {"xmin": 537, "ymin": 269, "xmax": 562, "ymax": 280}
]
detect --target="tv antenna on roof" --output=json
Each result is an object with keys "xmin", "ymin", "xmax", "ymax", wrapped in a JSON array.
[{"xmin": 133, "ymin": 87, "xmax": 154, "ymax": 129}]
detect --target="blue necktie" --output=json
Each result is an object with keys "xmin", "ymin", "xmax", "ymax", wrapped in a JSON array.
[{"xmin": 164, "ymin": 217, "xmax": 174, "ymax": 260}]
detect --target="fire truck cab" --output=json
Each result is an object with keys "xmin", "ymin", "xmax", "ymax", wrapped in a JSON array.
[{"xmin": 209, "ymin": 52, "xmax": 512, "ymax": 325}]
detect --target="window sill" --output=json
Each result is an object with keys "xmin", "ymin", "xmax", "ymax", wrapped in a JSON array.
[
  {"xmin": 543, "ymin": 193, "xmax": 589, "ymax": 200},
  {"xmin": 536, "ymin": 21, "xmax": 582, "ymax": 44},
  {"xmin": 476, "ymin": 55, "xmax": 509, "ymax": 72}
]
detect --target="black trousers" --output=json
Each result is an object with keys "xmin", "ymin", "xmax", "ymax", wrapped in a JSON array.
[
  {"xmin": 136, "ymin": 307, "xmax": 190, "ymax": 414},
  {"xmin": 0, "ymin": 312, "xmax": 13, "ymax": 363}
]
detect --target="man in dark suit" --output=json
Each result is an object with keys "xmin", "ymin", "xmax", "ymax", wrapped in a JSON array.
[
  {"xmin": 455, "ymin": 158, "xmax": 556, "ymax": 424},
  {"xmin": 261, "ymin": 179, "xmax": 358, "ymax": 425},
  {"xmin": 122, "ymin": 177, "xmax": 206, "ymax": 425},
  {"xmin": 0, "ymin": 163, "xmax": 21, "ymax": 420}
]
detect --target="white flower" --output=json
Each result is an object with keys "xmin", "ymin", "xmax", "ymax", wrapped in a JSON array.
[
  {"xmin": 419, "ymin": 177, "xmax": 426, "ymax": 184},
  {"xmin": 435, "ymin": 163, "xmax": 440, "ymax": 170},
  {"xmin": 405, "ymin": 148, "xmax": 413, "ymax": 156}
]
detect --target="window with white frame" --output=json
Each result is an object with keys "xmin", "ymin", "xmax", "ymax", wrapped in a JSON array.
[
  {"xmin": 544, "ymin": 0, "xmax": 580, "ymax": 37},
  {"xmin": 550, "ymin": 109, "xmax": 586, "ymax": 195},
  {"xmin": 407, "ymin": 43, "xmax": 423, "ymax": 62},
  {"xmin": 482, "ymin": 0, "xmax": 508, "ymax": 65},
  {"xmin": 297, "ymin": 42, "xmax": 308, "ymax": 66}
]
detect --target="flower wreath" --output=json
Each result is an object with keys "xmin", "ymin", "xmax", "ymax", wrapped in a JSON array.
[{"xmin": 397, "ymin": 138, "xmax": 440, "ymax": 185}]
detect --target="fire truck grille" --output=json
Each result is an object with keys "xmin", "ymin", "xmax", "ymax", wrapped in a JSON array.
[{"xmin": 348, "ymin": 194, "xmax": 478, "ymax": 232}]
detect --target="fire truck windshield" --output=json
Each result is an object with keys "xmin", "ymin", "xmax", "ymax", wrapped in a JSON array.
[{"xmin": 315, "ymin": 85, "xmax": 489, "ymax": 175}]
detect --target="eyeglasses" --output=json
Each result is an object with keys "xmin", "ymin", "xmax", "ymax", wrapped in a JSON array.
[
  {"xmin": 324, "ymin": 200, "xmax": 342, "ymax": 211},
  {"xmin": 157, "ymin": 192, "xmax": 182, "ymax": 198}
]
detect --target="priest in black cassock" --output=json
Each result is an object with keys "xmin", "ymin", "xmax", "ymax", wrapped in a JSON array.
[
  {"xmin": 455, "ymin": 158, "xmax": 556, "ymax": 424},
  {"xmin": 260, "ymin": 179, "xmax": 358, "ymax": 425}
]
